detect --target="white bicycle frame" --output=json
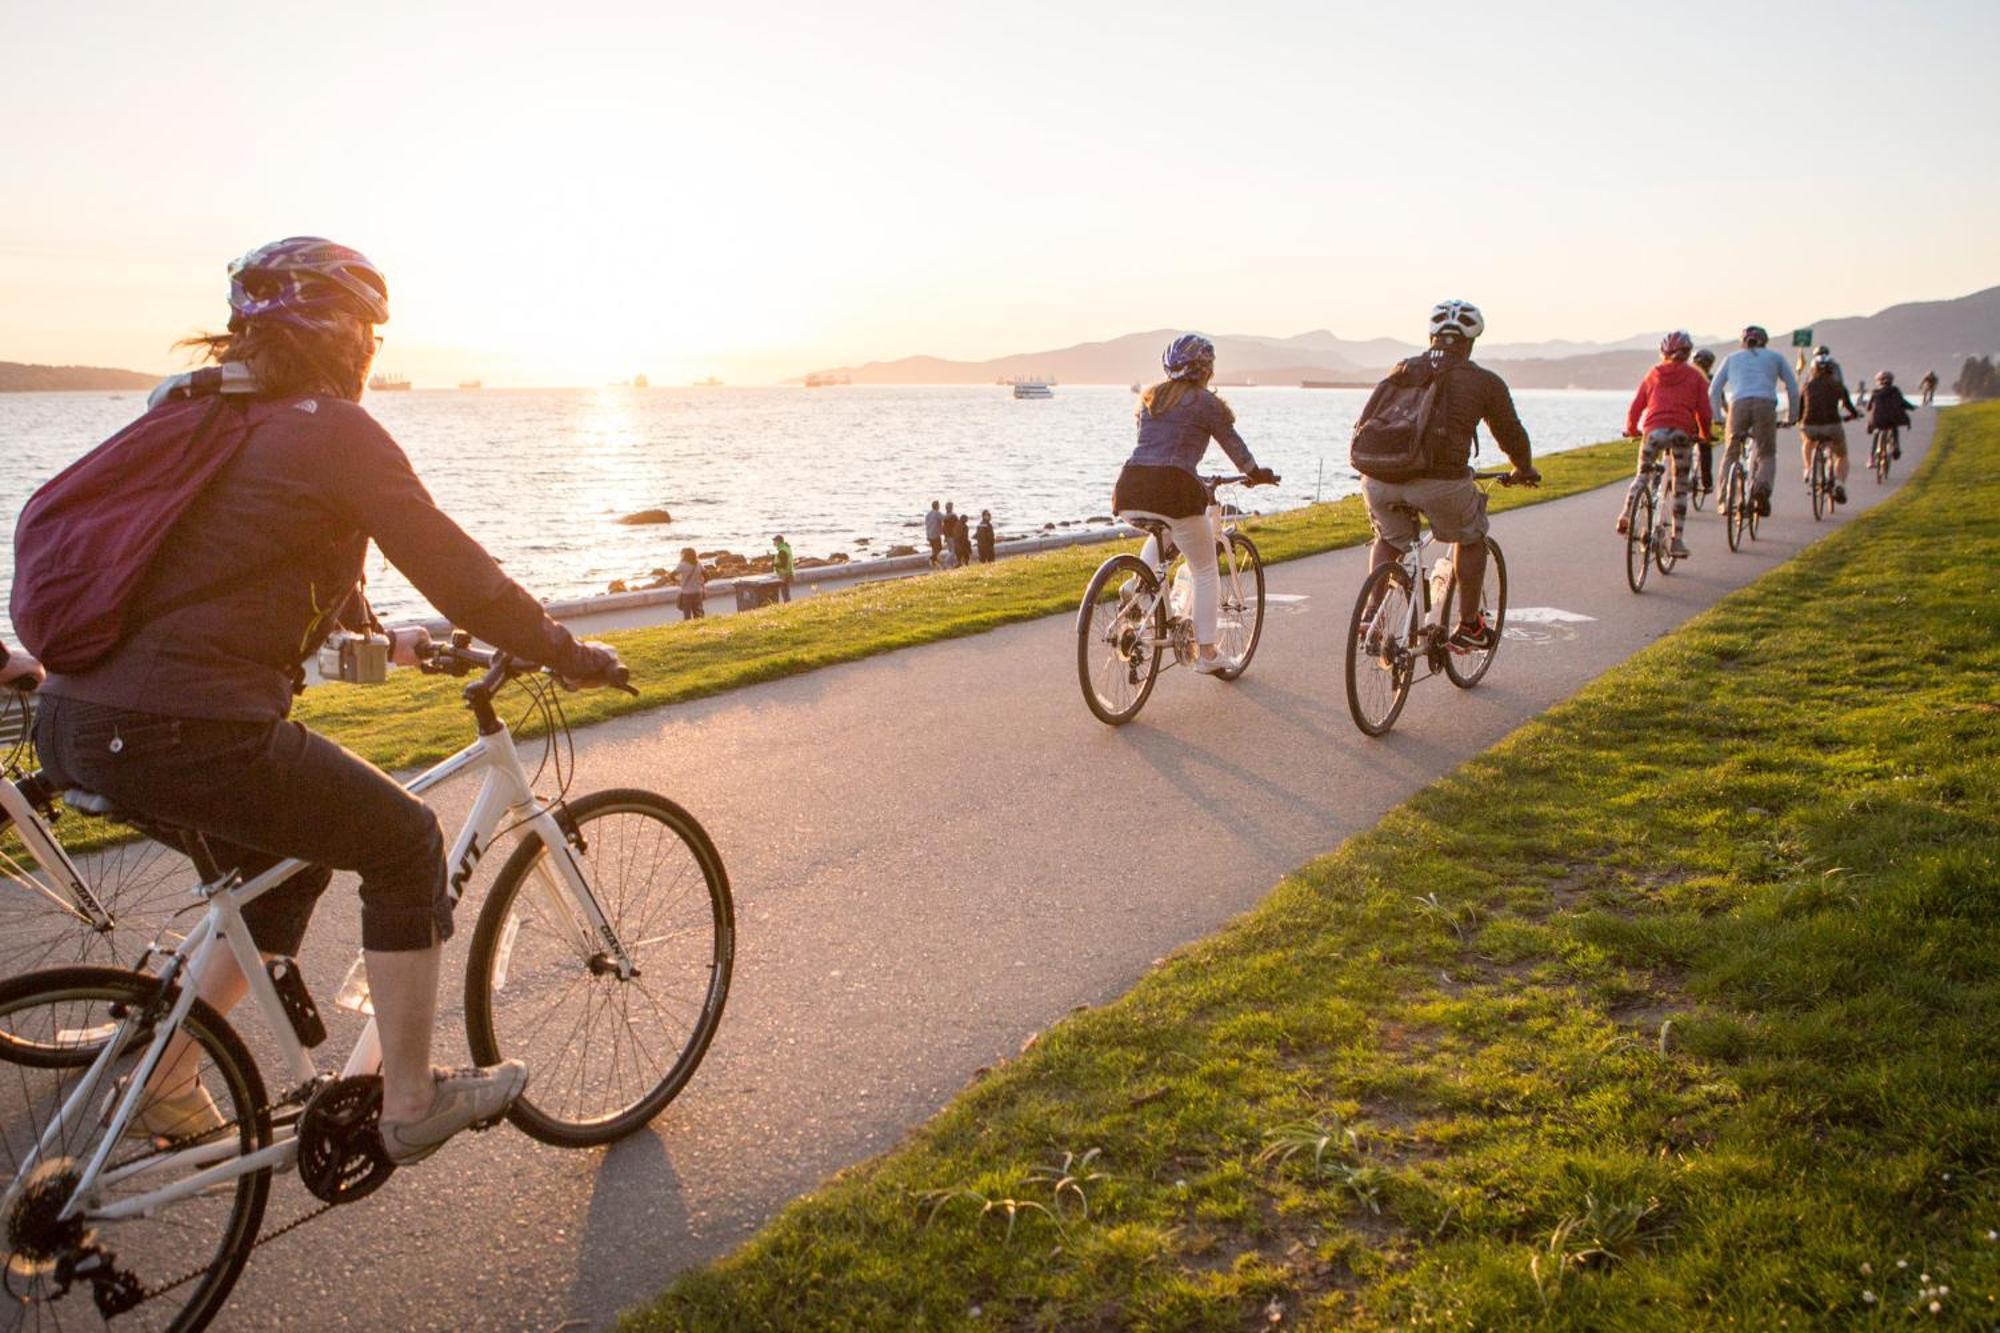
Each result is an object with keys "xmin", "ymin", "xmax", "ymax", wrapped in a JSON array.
[
  {"xmin": 1130, "ymin": 494, "xmax": 1253, "ymax": 652},
  {"xmin": 0, "ymin": 775, "xmax": 118, "ymax": 932},
  {"xmin": 4, "ymin": 709, "xmax": 634, "ymax": 1230}
]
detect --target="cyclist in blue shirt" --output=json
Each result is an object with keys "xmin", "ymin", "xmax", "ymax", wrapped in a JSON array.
[{"xmin": 1709, "ymin": 326, "xmax": 1800, "ymax": 517}]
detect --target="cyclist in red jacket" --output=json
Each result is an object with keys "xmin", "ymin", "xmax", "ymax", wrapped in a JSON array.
[{"xmin": 1617, "ymin": 331, "xmax": 1713, "ymax": 559}]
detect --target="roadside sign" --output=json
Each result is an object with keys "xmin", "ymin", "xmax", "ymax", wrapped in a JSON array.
[{"xmin": 1791, "ymin": 328, "xmax": 1814, "ymax": 347}]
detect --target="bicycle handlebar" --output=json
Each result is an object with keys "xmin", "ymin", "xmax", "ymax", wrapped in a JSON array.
[{"xmin": 417, "ymin": 633, "xmax": 636, "ymax": 696}]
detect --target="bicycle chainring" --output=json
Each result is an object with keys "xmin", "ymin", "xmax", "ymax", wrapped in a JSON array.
[{"xmin": 297, "ymin": 1075, "xmax": 395, "ymax": 1205}]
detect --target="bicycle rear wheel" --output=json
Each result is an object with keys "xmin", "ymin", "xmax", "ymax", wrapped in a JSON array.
[
  {"xmin": 1873, "ymin": 431, "xmax": 1891, "ymax": 483},
  {"xmin": 0, "ymin": 966, "xmax": 271, "ymax": 1332},
  {"xmin": 1443, "ymin": 539, "xmax": 1507, "ymax": 689},
  {"xmin": 1624, "ymin": 490, "xmax": 1653, "ymax": 593},
  {"xmin": 465, "ymin": 789, "xmax": 733, "ymax": 1148},
  {"xmin": 1811, "ymin": 447, "xmax": 1828, "ymax": 520},
  {"xmin": 1076, "ymin": 555, "xmax": 1164, "ymax": 726},
  {"xmin": 1345, "ymin": 564, "xmax": 1415, "ymax": 736},
  {"xmin": 1723, "ymin": 468, "xmax": 1745, "ymax": 553},
  {"xmin": 1208, "ymin": 532, "xmax": 1265, "ymax": 681}
]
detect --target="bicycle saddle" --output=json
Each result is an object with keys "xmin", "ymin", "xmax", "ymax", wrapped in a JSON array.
[
  {"xmin": 62, "ymin": 787, "xmax": 126, "ymax": 819},
  {"xmin": 1115, "ymin": 509, "xmax": 1176, "ymax": 534}
]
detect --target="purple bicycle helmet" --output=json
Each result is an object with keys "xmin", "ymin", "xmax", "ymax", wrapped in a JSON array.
[
  {"xmin": 228, "ymin": 236, "xmax": 390, "ymax": 332},
  {"xmin": 1659, "ymin": 329, "xmax": 1694, "ymax": 359},
  {"xmin": 1163, "ymin": 332, "xmax": 1216, "ymax": 381}
]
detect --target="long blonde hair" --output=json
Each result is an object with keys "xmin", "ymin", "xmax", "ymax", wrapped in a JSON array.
[{"xmin": 1139, "ymin": 370, "xmax": 1217, "ymax": 419}]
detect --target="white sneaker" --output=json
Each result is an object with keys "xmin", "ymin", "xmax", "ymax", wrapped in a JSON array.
[
  {"xmin": 1193, "ymin": 655, "xmax": 1233, "ymax": 676},
  {"xmin": 378, "ymin": 1062, "xmax": 529, "ymax": 1165}
]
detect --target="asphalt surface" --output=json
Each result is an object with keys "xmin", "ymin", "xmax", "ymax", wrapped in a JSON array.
[{"xmin": 181, "ymin": 415, "xmax": 1936, "ymax": 1330}]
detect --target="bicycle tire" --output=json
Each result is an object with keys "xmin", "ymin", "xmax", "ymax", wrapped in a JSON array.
[
  {"xmin": 1723, "ymin": 467, "xmax": 1745, "ymax": 553},
  {"xmin": 1625, "ymin": 489, "xmax": 1653, "ymax": 593},
  {"xmin": 1747, "ymin": 475, "xmax": 1761, "ymax": 541},
  {"xmin": 1811, "ymin": 446, "xmax": 1828, "ymax": 521},
  {"xmin": 1443, "ymin": 539, "xmax": 1507, "ymax": 689},
  {"xmin": 1345, "ymin": 564, "xmax": 1415, "ymax": 736},
  {"xmin": 1208, "ymin": 532, "xmax": 1265, "ymax": 681},
  {"xmin": 1076, "ymin": 554, "xmax": 1164, "ymax": 726},
  {"xmin": 0, "ymin": 965, "xmax": 271, "ymax": 1332},
  {"xmin": 465, "ymin": 788, "xmax": 733, "ymax": 1149}
]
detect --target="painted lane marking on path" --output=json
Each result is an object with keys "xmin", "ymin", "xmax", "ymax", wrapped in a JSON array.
[
  {"xmin": 1505, "ymin": 607, "xmax": 1596, "ymax": 645},
  {"xmin": 1508, "ymin": 606, "xmax": 1597, "ymax": 624}
]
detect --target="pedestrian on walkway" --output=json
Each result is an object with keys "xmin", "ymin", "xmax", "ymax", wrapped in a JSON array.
[
  {"xmin": 951, "ymin": 502, "xmax": 973, "ymax": 568},
  {"xmin": 975, "ymin": 510, "xmax": 995, "ymax": 564},
  {"xmin": 772, "ymin": 534, "xmax": 795, "ymax": 602},
  {"xmin": 924, "ymin": 501, "xmax": 943, "ymax": 567},
  {"xmin": 675, "ymin": 546, "xmax": 706, "ymax": 620}
]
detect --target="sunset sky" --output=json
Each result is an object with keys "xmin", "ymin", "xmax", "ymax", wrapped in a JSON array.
[{"xmin": 4, "ymin": 0, "xmax": 1997, "ymax": 386}]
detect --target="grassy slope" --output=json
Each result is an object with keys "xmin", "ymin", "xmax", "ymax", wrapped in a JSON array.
[
  {"xmin": 294, "ymin": 443, "xmax": 1629, "ymax": 772},
  {"xmin": 630, "ymin": 405, "xmax": 2000, "ymax": 1331}
]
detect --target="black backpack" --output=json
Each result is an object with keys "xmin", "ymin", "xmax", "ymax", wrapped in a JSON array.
[{"xmin": 1351, "ymin": 358, "xmax": 1454, "ymax": 479}]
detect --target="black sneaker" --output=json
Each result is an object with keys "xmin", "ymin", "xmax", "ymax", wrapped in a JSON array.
[
  {"xmin": 1892, "ymin": 445, "xmax": 1902, "ymax": 459},
  {"xmin": 1449, "ymin": 616, "xmax": 1496, "ymax": 654},
  {"xmin": 1833, "ymin": 484, "xmax": 1847, "ymax": 505},
  {"xmin": 1754, "ymin": 493, "xmax": 1772, "ymax": 517}
]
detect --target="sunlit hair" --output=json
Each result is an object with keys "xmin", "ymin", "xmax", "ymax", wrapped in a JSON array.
[
  {"xmin": 1140, "ymin": 368, "xmax": 1220, "ymax": 419},
  {"xmin": 176, "ymin": 314, "xmax": 375, "ymax": 401}
]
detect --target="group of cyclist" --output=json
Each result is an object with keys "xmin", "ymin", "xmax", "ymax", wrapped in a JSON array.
[
  {"xmin": 1619, "ymin": 324, "xmax": 1926, "ymax": 544},
  {"xmin": 0, "ymin": 238, "xmax": 1938, "ymax": 1174}
]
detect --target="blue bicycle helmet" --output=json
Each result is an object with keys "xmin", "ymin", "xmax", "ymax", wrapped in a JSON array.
[
  {"xmin": 1162, "ymin": 332, "xmax": 1216, "ymax": 381},
  {"xmin": 228, "ymin": 236, "xmax": 390, "ymax": 333}
]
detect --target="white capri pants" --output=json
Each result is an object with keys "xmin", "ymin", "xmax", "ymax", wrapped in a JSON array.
[{"xmin": 1139, "ymin": 514, "xmax": 1221, "ymax": 644}]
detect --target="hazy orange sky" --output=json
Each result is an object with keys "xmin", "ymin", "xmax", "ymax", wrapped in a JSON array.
[{"xmin": 4, "ymin": 1, "xmax": 1998, "ymax": 385}]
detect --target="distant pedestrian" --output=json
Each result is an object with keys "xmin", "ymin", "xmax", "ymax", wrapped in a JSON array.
[
  {"xmin": 924, "ymin": 500, "xmax": 943, "ymax": 567},
  {"xmin": 975, "ymin": 510, "xmax": 995, "ymax": 564},
  {"xmin": 949, "ymin": 502, "xmax": 972, "ymax": 568},
  {"xmin": 772, "ymin": 533, "xmax": 795, "ymax": 602},
  {"xmin": 674, "ymin": 546, "xmax": 706, "ymax": 620}
]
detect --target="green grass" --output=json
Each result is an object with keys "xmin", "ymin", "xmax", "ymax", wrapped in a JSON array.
[
  {"xmin": 290, "ymin": 441, "xmax": 1630, "ymax": 772},
  {"xmin": 626, "ymin": 404, "xmax": 2000, "ymax": 1330}
]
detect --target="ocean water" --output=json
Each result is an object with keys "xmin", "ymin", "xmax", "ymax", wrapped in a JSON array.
[{"xmin": 0, "ymin": 384, "xmax": 1629, "ymax": 639}]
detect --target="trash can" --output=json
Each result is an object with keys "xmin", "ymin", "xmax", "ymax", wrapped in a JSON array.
[{"xmin": 735, "ymin": 576, "xmax": 784, "ymax": 611}]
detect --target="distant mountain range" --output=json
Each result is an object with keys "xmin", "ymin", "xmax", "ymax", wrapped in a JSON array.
[
  {"xmin": 0, "ymin": 362, "xmax": 157, "ymax": 392},
  {"xmin": 798, "ymin": 285, "xmax": 2000, "ymax": 391}
]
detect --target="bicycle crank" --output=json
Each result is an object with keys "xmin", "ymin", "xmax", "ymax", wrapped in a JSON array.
[{"xmin": 298, "ymin": 1075, "xmax": 396, "ymax": 1205}]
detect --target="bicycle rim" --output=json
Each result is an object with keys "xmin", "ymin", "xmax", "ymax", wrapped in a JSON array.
[
  {"xmin": 1345, "ymin": 565, "xmax": 1414, "ymax": 736},
  {"xmin": 1209, "ymin": 534, "xmax": 1265, "ymax": 681},
  {"xmin": 1625, "ymin": 493, "xmax": 1652, "ymax": 593},
  {"xmin": 1443, "ymin": 540, "xmax": 1506, "ymax": 689},
  {"xmin": 1724, "ymin": 472, "xmax": 1744, "ymax": 552},
  {"xmin": 466, "ymin": 790, "xmax": 733, "ymax": 1148},
  {"xmin": 1075, "ymin": 555, "xmax": 1163, "ymax": 726},
  {"xmin": 0, "ymin": 967, "xmax": 270, "ymax": 1333},
  {"xmin": 0, "ymin": 813, "xmax": 196, "ymax": 988}
]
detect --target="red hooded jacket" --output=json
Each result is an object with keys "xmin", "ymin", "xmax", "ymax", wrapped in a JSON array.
[{"xmin": 1626, "ymin": 359, "xmax": 1715, "ymax": 439}]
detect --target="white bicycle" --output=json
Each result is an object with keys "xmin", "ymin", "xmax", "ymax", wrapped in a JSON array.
[
  {"xmin": 0, "ymin": 635, "xmax": 734, "ymax": 1331},
  {"xmin": 1075, "ymin": 473, "xmax": 1274, "ymax": 726}
]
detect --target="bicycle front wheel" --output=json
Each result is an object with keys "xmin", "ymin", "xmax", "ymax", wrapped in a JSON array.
[
  {"xmin": 1345, "ymin": 564, "xmax": 1415, "ymax": 736},
  {"xmin": 0, "ymin": 966, "xmax": 271, "ymax": 1333},
  {"xmin": 1625, "ymin": 490, "xmax": 1653, "ymax": 593},
  {"xmin": 465, "ymin": 789, "xmax": 733, "ymax": 1148},
  {"xmin": 1076, "ymin": 554, "xmax": 1164, "ymax": 726},
  {"xmin": 0, "ymin": 794, "xmax": 199, "ymax": 986},
  {"xmin": 1443, "ymin": 539, "xmax": 1507, "ymax": 689},
  {"xmin": 1208, "ymin": 532, "xmax": 1265, "ymax": 681}
]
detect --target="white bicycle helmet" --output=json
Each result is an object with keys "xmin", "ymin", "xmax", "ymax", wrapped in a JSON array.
[{"xmin": 1429, "ymin": 299, "xmax": 1486, "ymax": 341}]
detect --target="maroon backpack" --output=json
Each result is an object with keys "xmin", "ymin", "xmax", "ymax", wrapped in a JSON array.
[{"xmin": 10, "ymin": 393, "xmax": 258, "ymax": 673}]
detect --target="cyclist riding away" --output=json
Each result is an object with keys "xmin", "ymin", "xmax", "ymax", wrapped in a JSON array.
[
  {"xmin": 1709, "ymin": 324, "xmax": 1800, "ymax": 518},
  {"xmin": 1797, "ymin": 348, "xmax": 1860, "ymax": 505},
  {"xmin": 1355, "ymin": 300, "xmax": 1539, "ymax": 654},
  {"xmin": 1919, "ymin": 369, "xmax": 1939, "ymax": 407},
  {"xmin": 17, "ymin": 237, "xmax": 624, "ymax": 1164},
  {"xmin": 1690, "ymin": 347, "xmax": 1718, "ymax": 497},
  {"xmin": 1867, "ymin": 371, "xmax": 1917, "ymax": 458},
  {"xmin": 1618, "ymin": 330, "xmax": 1712, "ymax": 560},
  {"xmin": 1112, "ymin": 333, "xmax": 1277, "ymax": 672}
]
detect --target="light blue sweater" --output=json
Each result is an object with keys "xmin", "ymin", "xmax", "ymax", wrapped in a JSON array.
[{"xmin": 1711, "ymin": 347, "xmax": 1800, "ymax": 415}]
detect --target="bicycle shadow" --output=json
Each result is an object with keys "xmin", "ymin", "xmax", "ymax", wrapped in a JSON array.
[{"xmin": 566, "ymin": 1126, "xmax": 695, "ymax": 1326}]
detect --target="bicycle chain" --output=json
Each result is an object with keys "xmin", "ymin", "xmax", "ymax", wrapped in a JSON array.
[{"xmin": 115, "ymin": 1080, "xmax": 344, "ymax": 1309}]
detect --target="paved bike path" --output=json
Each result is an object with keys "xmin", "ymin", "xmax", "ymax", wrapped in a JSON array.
[{"xmin": 228, "ymin": 416, "xmax": 1935, "ymax": 1331}]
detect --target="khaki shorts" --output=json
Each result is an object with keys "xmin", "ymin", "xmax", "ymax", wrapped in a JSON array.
[
  {"xmin": 1802, "ymin": 421, "xmax": 1848, "ymax": 457},
  {"xmin": 1362, "ymin": 475, "xmax": 1490, "ymax": 550}
]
